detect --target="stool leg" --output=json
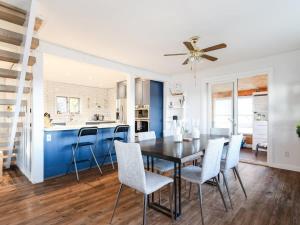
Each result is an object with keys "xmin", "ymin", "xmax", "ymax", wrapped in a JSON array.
[
  {"xmin": 256, "ymin": 144, "xmax": 259, "ymax": 157},
  {"xmin": 72, "ymin": 146, "xmax": 79, "ymax": 181},
  {"xmin": 89, "ymin": 146, "xmax": 102, "ymax": 175},
  {"xmin": 107, "ymin": 141, "xmax": 115, "ymax": 170}
]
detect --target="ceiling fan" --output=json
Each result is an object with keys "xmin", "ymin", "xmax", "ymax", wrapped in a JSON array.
[{"xmin": 164, "ymin": 36, "xmax": 227, "ymax": 65}]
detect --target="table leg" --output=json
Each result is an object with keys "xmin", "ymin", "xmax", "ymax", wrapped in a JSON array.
[
  {"xmin": 178, "ymin": 163, "xmax": 182, "ymax": 215},
  {"xmin": 173, "ymin": 162, "xmax": 177, "ymax": 218},
  {"xmin": 147, "ymin": 156, "xmax": 150, "ymax": 206},
  {"xmin": 151, "ymin": 157, "xmax": 154, "ymax": 202}
]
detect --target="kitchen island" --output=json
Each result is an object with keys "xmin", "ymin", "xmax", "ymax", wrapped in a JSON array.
[{"xmin": 44, "ymin": 123, "xmax": 127, "ymax": 179}]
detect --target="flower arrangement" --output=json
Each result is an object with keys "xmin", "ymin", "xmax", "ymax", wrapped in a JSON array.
[{"xmin": 297, "ymin": 122, "xmax": 300, "ymax": 137}]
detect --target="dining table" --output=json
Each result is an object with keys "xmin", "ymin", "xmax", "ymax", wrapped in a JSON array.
[{"xmin": 138, "ymin": 134, "xmax": 229, "ymax": 219}]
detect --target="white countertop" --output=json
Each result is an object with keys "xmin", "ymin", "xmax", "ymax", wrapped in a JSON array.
[{"xmin": 44, "ymin": 123, "xmax": 124, "ymax": 131}]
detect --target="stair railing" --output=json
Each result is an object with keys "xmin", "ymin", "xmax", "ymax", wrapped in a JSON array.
[{"xmin": 5, "ymin": 0, "xmax": 37, "ymax": 168}]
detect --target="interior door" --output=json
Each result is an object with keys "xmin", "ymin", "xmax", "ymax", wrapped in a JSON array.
[{"xmin": 208, "ymin": 81, "xmax": 237, "ymax": 135}]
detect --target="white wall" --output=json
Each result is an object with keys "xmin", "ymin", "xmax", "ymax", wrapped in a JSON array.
[
  {"xmin": 172, "ymin": 50, "xmax": 300, "ymax": 172},
  {"xmin": 44, "ymin": 81, "xmax": 116, "ymax": 123}
]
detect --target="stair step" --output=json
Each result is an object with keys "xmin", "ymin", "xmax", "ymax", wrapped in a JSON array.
[
  {"xmin": 0, "ymin": 49, "xmax": 36, "ymax": 66},
  {"xmin": 0, "ymin": 85, "xmax": 30, "ymax": 93},
  {"xmin": 0, "ymin": 2, "xmax": 43, "ymax": 31},
  {"xmin": 0, "ymin": 146, "xmax": 17, "ymax": 151},
  {"xmin": 0, "ymin": 68, "xmax": 32, "ymax": 80},
  {"xmin": 0, "ymin": 28, "xmax": 39, "ymax": 49},
  {"xmin": 0, "ymin": 132, "xmax": 21, "ymax": 138},
  {"xmin": 0, "ymin": 111, "xmax": 25, "ymax": 117},
  {"xmin": 2, "ymin": 153, "xmax": 17, "ymax": 159},
  {"xmin": 0, "ymin": 122, "xmax": 23, "ymax": 128},
  {"xmin": 0, "ymin": 99, "xmax": 27, "ymax": 106},
  {"xmin": 0, "ymin": 141, "xmax": 19, "ymax": 147}
]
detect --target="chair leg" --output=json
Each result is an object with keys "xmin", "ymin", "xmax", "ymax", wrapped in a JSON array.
[
  {"xmin": 232, "ymin": 168, "xmax": 237, "ymax": 180},
  {"xmin": 143, "ymin": 194, "xmax": 148, "ymax": 225},
  {"xmin": 89, "ymin": 146, "xmax": 103, "ymax": 175},
  {"xmin": 234, "ymin": 167, "xmax": 247, "ymax": 198},
  {"xmin": 188, "ymin": 182, "xmax": 192, "ymax": 200},
  {"xmin": 168, "ymin": 183, "xmax": 174, "ymax": 222},
  {"xmin": 107, "ymin": 143, "xmax": 115, "ymax": 170},
  {"xmin": 110, "ymin": 184, "xmax": 123, "ymax": 224},
  {"xmin": 197, "ymin": 184, "xmax": 204, "ymax": 225},
  {"xmin": 222, "ymin": 171, "xmax": 233, "ymax": 209},
  {"xmin": 72, "ymin": 146, "xmax": 79, "ymax": 181},
  {"xmin": 214, "ymin": 177, "xmax": 228, "ymax": 212}
]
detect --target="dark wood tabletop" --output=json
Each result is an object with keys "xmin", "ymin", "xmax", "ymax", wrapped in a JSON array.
[{"xmin": 139, "ymin": 134, "xmax": 229, "ymax": 163}]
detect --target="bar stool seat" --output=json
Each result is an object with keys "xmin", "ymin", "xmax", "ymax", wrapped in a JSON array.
[
  {"xmin": 105, "ymin": 137, "xmax": 125, "ymax": 141},
  {"xmin": 71, "ymin": 142, "xmax": 94, "ymax": 147},
  {"xmin": 67, "ymin": 127, "xmax": 102, "ymax": 181},
  {"xmin": 101, "ymin": 125, "xmax": 130, "ymax": 170}
]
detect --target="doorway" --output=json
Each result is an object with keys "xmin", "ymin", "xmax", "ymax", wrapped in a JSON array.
[{"xmin": 208, "ymin": 74, "xmax": 269, "ymax": 165}]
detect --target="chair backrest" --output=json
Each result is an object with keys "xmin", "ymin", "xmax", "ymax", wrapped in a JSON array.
[
  {"xmin": 201, "ymin": 138, "xmax": 225, "ymax": 184},
  {"xmin": 114, "ymin": 141, "xmax": 147, "ymax": 193},
  {"xmin": 224, "ymin": 134, "xmax": 243, "ymax": 170},
  {"xmin": 78, "ymin": 127, "xmax": 98, "ymax": 137},
  {"xmin": 114, "ymin": 125, "xmax": 130, "ymax": 133},
  {"xmin": 210, "ymin": 128, "xmax": 230, "ymax": 136},
  {"xmin": 137, "ymin": 131, "xmax": 156, "ymax": 141}
]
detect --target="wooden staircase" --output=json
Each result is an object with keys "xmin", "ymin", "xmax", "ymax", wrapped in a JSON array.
[{"xmin": 0, "ymin": 0, "xmax": 42, "ymax": 177}]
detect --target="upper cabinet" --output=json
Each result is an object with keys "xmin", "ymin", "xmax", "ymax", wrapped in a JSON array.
[
  {"xmin": 135, "ymin": 78, "xmax": 150, "ymax": 106},
  {"xmin": 117, "ymin": 81, "xmax": 127, "ymax": 99}
]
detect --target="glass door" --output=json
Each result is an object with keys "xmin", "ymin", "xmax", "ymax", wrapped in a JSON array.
[{"xmin": 210, "ymin": 82, "xmax": 236, "ymax": 134}]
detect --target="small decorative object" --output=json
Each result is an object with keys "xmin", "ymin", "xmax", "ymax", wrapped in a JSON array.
[
  {"xmin": 174, "ymin": 127, "xmax": 183, "ymax": 142},
  {"xmin": 44, "ymin": 112, "xmax": 52, "ymax": 128},
  {"xmin": 297, "ymin": 122, "xmax": 300, "ymax": 137},
  {"xmin": 192, "ymin": 127, "xmax": 200, "ymax": 139}
]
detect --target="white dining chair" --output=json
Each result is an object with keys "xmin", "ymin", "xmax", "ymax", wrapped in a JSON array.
[
  {"xmin": 181, "ymin": 138, "xmax": 227, "ymax": 225},
  {"xmin": 137, "ymin": 131, "xmax": 156, "ymax": 141},
  {"xmin": 137, "ymin": 131, "xmax": 174, "ymax": 203},
  {"xmin": 221, "ymin": 134, "xmax": 247, "ymax": 209},
  {"xmin": 110, "ymin": 141, "xmax": 174, "ymax": 225},
  {"xmin": 137, "ymin": 131, "xmax": 174, "ymax": 173},
  {"xmin": 210, "ymin": 128, "xmax": 230, "ymax": 136},
  {"xmin": 210, "ymin": 128, "xmax": 231, "ymax": 161}
]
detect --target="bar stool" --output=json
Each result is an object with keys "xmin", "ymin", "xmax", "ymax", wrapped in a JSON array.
[
  {"xmin": 67, "ymin": 127, "xmax": 102, "ymax": 181},
  {"xmin": 101, "ymin": 125, "xmax": 130, "ymax": 169}
]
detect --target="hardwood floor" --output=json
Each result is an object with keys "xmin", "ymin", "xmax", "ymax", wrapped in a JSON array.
[
  {"xmin": 240, "ymin": 148, "xmax": 267, "ymax": 164},
  {"xmin": 0, "ymin": 163, "xmax": 299, "ymax": 225}
]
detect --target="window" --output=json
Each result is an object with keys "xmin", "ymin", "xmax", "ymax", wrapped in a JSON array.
[
  {"xmin": 213, "ymin": 97, "xmax": 232, "ymax": 129},
  {"xmin": 69, "ymin": 97, "xmax": 80, "ymax": 114},
  {"xmin": 238, "ymin": 96, "xmax": 253, "ymax": 134},
  {"xmin": 56, "ymin": 96, "xmax": 67, "ymax": 114},
  {"xmin": 56, "ymin": 96, "xmax": 80, "ymax": 114}
]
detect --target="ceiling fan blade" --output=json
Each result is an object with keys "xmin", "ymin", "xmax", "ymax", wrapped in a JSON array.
[
  {"xmin": 201, "ymin": 54, "xmax": 218, "ymax": 61},
  {"xmin": 182, "ymin": 58, "xmax": 189, "ymax": 65},
  {"xmin": 183, "ymin": 41, "xmax": 195, "ymax": 51},
  {"xmin": 202, "ymin": 43, "xmax": 227, "ymax": 52},
  {"xmin": 164, "ymin": 53, "xmax": 187, "ymax": 56}
]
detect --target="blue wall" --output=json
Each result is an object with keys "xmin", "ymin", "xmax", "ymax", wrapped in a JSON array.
[
  {"xmin": 44, "ymin": 127, "xmax": 126, "ymax": 179},
  {"xmin": 150, "ymin": 80, "xmax": 164, "ymax": 138}
]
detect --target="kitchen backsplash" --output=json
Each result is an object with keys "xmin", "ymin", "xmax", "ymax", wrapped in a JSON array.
[{"xmin": 44, "ymin": 81, "xmax": 116, "ymax": 124}]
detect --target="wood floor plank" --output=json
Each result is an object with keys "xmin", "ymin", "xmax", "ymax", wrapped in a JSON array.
[{"xmin": 0, "ymin": 164, "xmax": 299, "ymax": 225}]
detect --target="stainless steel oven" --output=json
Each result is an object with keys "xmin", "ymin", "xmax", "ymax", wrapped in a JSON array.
[{"xmin": 135, "ymin": 120, "xmax": 149, "ymax": 133}]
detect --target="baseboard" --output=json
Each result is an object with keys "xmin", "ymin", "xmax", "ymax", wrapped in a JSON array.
[{"xmin": 269, "ymin": 163, "xmax": 300, "ymax": 173}]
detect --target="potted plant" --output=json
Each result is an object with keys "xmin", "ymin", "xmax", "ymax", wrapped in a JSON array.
[{"xmin": 297, "ymin": 123, "xmax": 300, "ymax": 137}]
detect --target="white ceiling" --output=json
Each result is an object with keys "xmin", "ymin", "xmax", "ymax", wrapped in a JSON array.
[
  {"xmin": 44, "ymin": 54, "xmax": 127, "ymax": 88},
  {"xmin": 37, "ymin": 0, "xmax": 300, "ymax": 76}
]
